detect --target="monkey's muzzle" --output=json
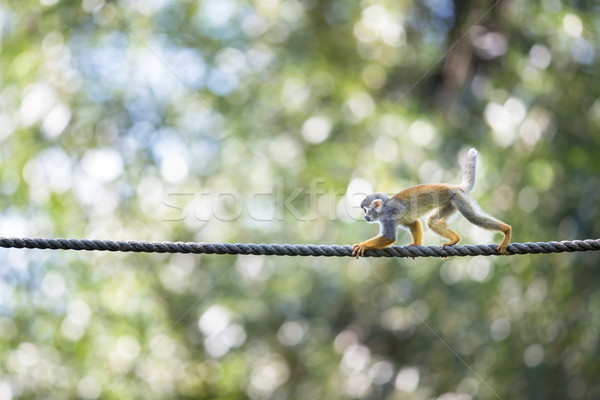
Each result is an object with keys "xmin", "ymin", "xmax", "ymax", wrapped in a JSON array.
[{"xmin": 364, "ymin": 215, "xmax": 371, "ymax": 222}]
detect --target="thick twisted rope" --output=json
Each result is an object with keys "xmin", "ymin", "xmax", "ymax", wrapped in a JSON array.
[{"xmin": 0, "ymin": 237, "xmax": 598, "ymax": 257}]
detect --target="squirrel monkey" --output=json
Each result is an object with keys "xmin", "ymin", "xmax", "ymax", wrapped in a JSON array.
[{"xmin": 352, "ymin": 148, "xmax": 511, "ymax": 257}]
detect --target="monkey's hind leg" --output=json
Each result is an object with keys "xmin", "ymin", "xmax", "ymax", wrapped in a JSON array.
[
  {"xmin": 451, "ymin": 193, "xmax": 512, "ymax": 255},
  {"xmin": 427, "ymin": 204, "xmax": 461, "ymax": 249}
]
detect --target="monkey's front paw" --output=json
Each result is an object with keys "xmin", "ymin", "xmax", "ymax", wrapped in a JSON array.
[{"xmin": 352, "ymin": 243, "xmax": 367, "ymax": 258}]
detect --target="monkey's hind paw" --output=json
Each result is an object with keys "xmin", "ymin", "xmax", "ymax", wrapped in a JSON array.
[
  {"xmin": 440, "ymin": 240, "xmax": 459, "ymax": 250},
  {"xmin": 497, "ymin": 245, "xmax": 509, "ymax": 255}
]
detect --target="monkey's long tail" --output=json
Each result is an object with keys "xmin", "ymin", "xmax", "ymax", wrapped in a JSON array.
[{"xmin": 460, "ymin": 148, "xmax": 477, "ymax": 192}]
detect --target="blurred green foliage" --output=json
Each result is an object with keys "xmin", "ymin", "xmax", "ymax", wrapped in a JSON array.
[{"xmin": 1, "ymin": 0, "xmax": 600, "ymax": 399}]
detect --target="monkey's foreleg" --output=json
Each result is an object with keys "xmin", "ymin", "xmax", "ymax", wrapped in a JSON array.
[
  {"xmin": 352, "ymin": 236, "xmax": 396, "ymax": 258},
  {"xmin": 404, "ymin": 220, "xmax": 424, "ymax": 246}
]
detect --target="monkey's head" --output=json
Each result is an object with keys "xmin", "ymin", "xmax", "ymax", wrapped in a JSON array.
[{"xmin": 360, "ymin": 192, "xmax": 390, "ymax": 223}]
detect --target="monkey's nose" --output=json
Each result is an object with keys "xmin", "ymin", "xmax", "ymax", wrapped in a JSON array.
[{"xmin": 364, "ymin": 215, "xmax": 371, "ymax": 222}]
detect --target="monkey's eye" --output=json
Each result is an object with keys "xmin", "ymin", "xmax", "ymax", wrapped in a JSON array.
[{"xmin": 362, "ymin": 207, "xmax": 368, "ymax": 213}]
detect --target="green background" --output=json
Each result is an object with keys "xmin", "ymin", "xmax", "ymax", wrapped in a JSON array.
[{"xmin": 1, "ymin": 0, "xmax": 599, "ymax": 399}]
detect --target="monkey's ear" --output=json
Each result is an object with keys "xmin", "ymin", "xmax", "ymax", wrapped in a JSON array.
[{"xmin": 371, "ymin": 199, "xmax": 383, "ymax": 213}]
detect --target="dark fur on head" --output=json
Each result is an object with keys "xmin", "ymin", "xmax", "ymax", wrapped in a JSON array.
[{"xmin": 360, "ymin": 192, "xmax": 390, "ymax": 209}]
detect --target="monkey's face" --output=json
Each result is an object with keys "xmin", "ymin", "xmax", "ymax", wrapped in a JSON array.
[
  {"xmin": 360, "ymin": 193, "xmax": 389, "ymax": 223},
  {"xmin": 362, "ymin": 200, "xmax": 383, "ymax": 223}
]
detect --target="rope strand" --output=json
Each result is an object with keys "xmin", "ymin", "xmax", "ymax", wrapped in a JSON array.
[{"xmin": 0, "ymin": 237, "xmax": 598, "ymax": 257}]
